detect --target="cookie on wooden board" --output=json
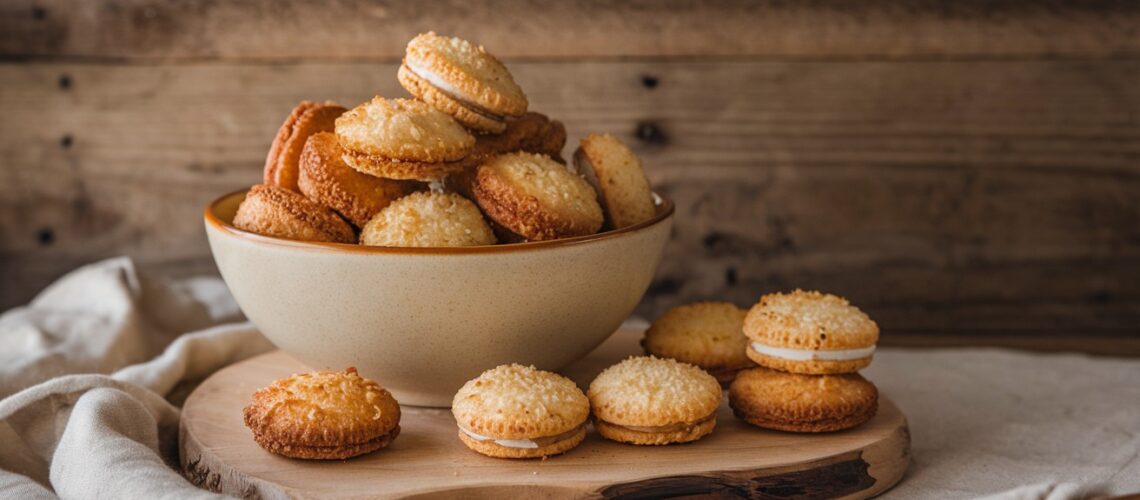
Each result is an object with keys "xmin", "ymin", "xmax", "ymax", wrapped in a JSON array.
[
  {"xmin": 729, "ymin": 366, "xmax": 878, "ymax": 433},
  {"xmin": 642, "ymin": 301, "xmax": 754, "ymax": 386},
  {"xmin": 744, "ymin": 290, "xmax": 879, "ymax": 375},
  {"xmin": 588, "ymin": 356, "xmax": 721, "ymax": 445}
]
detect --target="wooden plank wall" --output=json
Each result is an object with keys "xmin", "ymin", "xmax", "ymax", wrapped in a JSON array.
[{"xmin": 2, "ymin": 1, "xmax": 1139, "ymax": 353}]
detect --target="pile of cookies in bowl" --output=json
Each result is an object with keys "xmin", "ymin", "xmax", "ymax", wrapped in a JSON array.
[{"xmin": 233, "ymin": 31, "xmax": 657, "ymax": 247}]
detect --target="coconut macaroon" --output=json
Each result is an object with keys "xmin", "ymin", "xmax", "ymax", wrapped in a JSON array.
[
  {"xmin": 359, "ymin": 191, "xmax": 495, "ymax": 247},
  {"xmin": 642, "ymin": 302, "xmax": 754, "ymax": 386},
  {"xmin": 263, "ymin": 101, "xmax": 346, "ymax": 192},
  {"xmin": 574, "ymin": 133, "xmax": 656, "ymax": 229},
  {"xmin": 398, "ymin": 32, "xmax": 528, "ymax": 134},
  {"xmin": 452, "ymin": 364, "xmax": 589, "ymax": 459},
  {"xmin": 744, "ymin": 290, "xmax": 880, "ymax": 375},
  {"xmin": 233, "ymin": 184, "xmax": 355, "ymax": 243},
  {"xmin": 298, "ymin": 132, "xmax": 424, "ymax": 227},
  {"xmin": 588, "ymin": 356, "xmax": 722, "ymax": 445},
  {"xmin": 243, "ymin": 367, "xmax": 401, "ymax": 460},
  {"xmin": 472, "ymin": 152, "xmax": 603, "ymax": 241},
  {"xmin": 729, "ymin": 366, "xmax": 878, "ymax": 433},
  {"xmin": 335, "ymin": 97, "xmax": 475, "ymax": 181}
]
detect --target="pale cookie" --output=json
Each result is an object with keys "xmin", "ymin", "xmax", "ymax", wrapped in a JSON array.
[
  {"xmin": 336, "ymin": 97, "xmax": 474, "ymax": 181},
  {"xmin": 359, "ymin": 191, "xmax": 495, "ymax": 247},
  {"xmin": 643, "ymin": 302, "xmax": 754, "ymax": 386},
  {"xmin": 588, "ymin": 356, "xmax": 721, "ymax": 445},
  {"xmin": 744, "ymin": 289, "xmax": 880, "ymax": 375},
  {"xmin": 574, "ymin": 133, "xmax": 656, "ymax": 229}
]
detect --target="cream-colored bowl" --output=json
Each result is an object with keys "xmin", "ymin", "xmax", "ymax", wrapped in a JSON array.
[{"xmin": 204, "ymin": 190, "xmax": 673, "ymax": 406}]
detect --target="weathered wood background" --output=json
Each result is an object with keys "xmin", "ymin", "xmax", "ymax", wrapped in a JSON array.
[{"xmin": 2, "ymin": 1, "xmax": 1139, "ymax": 353}]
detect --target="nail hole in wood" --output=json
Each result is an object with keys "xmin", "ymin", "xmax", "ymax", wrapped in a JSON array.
[
  {"xmin": 59, "ymin": 74, "xmax": 72, "ymax": 90},
  {"xmin": 634, "ymin": 121, "xmax": 667, "ymax": 145},
  {"xmin": 60, "ymin": 135, "xmax": 73, "ymax": 149},
  {"xmin": 32, "ymin": 6, "xmax": 46, "ymax": 20},
  {"xmin": 725, "ymin": 267, "xmax": 738, "ymax": 286},
  {"xmin": 37, "ymin": 227, "xmax": 55, "ymax": 246},
  {"xmin": 641, "ymin": 75, "xmax": 658, "ymax": 89}
]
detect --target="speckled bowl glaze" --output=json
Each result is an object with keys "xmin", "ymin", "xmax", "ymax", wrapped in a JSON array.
[{"xmin": 205, "ymin": 189, "xmax": 674, "ymax": 406}]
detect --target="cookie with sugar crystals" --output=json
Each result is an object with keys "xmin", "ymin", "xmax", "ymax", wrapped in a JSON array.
[
  {"xmin": 588, "ymin": 356, "xmax": 721, "ymax": 445},
  {"xmin": 398, "ymin": 32, "xmax": 528, "ymax": 133},
  {"xmin": 452, "ymin": 364, "xmax": 589, "ymax": 459},
  {"xmin": 359, "ymin": 191, "xmax": 496, "ymax": 247},
  {"xmin": 335, "ymin": 97, "xmax": 475, "ymax": 181},
  {"xmin": 471, "ymin": 152, "xmax": 603, "ymax": 241},
  {"xmin": 744, "ymin": 290, "xmax": 879, "ymax": 375},
  {"xmin": 243, "ymin": 367, "xmax": 401, "ymax": 460},
  {"xmin": 729, "ymin": 366, "xmax": 878, "ymax": 433},
  {"xmin": 642, "ymin": 302, "xmax": 754, "ymax": 386},
  {"xmin": 232, "ymin": 184, "xmax": 354, "ymax": 243},
  {"xmin": 574, "ymin": 133, "xmax": 656, "ymax": 229},
  {"xmin": 263, "ymin": 101, "xmax": 346, "ymax": 191}
]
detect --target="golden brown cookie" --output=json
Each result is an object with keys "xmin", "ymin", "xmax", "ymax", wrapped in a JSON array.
[
  {"xmin": 574, "ymin": 133, "xmax": 656, "ymax": 229},
  {"xmin": 398, "ymin": 32, "xmax": 528, "ymax": 133},
  {"xmin": 445, "ymin": 112, "xmax": 567, "ymax": 199},
  {"xmin": 298, "ymin": 132, "xmax": 424, "ymax": 228},
  {"xmin": 359, "ymin": 191, "xmax": 496, "ymax": 247},
  {"xmin": 729, "ymin": 366, "xmax": 878, "ymax": 433},
  {"xmin": 243, "ymin": 367, "xmax": 401, "ymax": 460},
  {"xmin": 471, "ymin": 152, "xmax": 603, "ymax": 241},
  {"xmin": 263, "ymin": 101, "xmax": 346, "ymax": 191},
  {"xmin": 744, "ymin": 290, "xmax": 879, "ymax": 375},
  {"xmin": 336, "ymin": 97, "xmax": 474, "ymax": 181},
  {"xmin": 588, "ymin": 356, "xmax": 721, "ymax": 445},
  {"xmin": 232, "ymin": 184, "xmax": 354, "ymax": 243},
  {"xmin": 452, "ymin": 364, "xmax": 589, "ymax": 459},
  {"xmin": 642, "ymin": 302, "xmax": 754, "ymax": 386}
]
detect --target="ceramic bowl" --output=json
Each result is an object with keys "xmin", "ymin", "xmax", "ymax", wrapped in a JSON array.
[{"xmin": 204, "ymin": 189, "xmax": 674, "ymax": 406}]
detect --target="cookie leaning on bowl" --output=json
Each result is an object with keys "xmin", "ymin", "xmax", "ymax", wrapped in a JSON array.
[
  {"xmin": 574, "ymin": 133, "xmax": 656, "ymax": 229},
  {"xmin": 588, "ymin": 356, "xmax": 721, "ymax": 445},
  {"xmin": 336, "ymin": 97, "xmax": 475, "ymax": 181},
  {"xmin": 744, "ymin": 290, "xmax": 879, "ymax": 375},
  {"xmin": 452, "ymin": 364, "xmax": 589, "ymax": 459},
  {"xmin": 643, "ymin": 302, "xmax": 754, "ymax": 386},
  {"xmin": 243, "ymin": 367, "xmax": 401, "ymax": 460}
]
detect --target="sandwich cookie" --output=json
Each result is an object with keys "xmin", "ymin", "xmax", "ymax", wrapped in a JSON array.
[
  {"xmin": 588, "ymin": 356, "xmax": 721, "ymax": 445},
  {"xmin": 471, "ymin": 152, "xmax": 603, "ymax": 241},
  {"xmin": 452, "ymin": 364, "xmax": 589, "ymax": 459},
  {"xmin": 642, "ymin": 302, "xmax": 754, "ymax": 386},
  {"xmin": 729, "ymin": 366, "xmax": 878, "ymax": 433},
  {"xmin": 574, "ymin": 133, "xmax": 656, "ymax": 229},
  {"xmin": 398, "ymin": 32, "xmax": 528, "ymax": 134},
  {"xmin": 263, "ymin": 101, "xmax": 346, "ymax": 192},
  {"xmin": 243, "ymin": 367, "xmax": 401, "ymax": 459},
  {"xmin": 744, "ymin": 290, "xmax": 879, "ymax": 375},
  {"xmin": 298, "ymin": 132, "xmax": 424, "ymax": 228},
  {"xmin": 359, "ymin": 191, "xmax": 496, "ymax": 247},
  {"xmin": 335, "ymin": 97, "xmax": 475, "ymax": 181},
  {"xmin": 233, "ymin": 184, "xmax": 354, "ymax": 243}
]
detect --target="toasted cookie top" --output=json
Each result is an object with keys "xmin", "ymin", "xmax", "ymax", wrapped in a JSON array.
[
  {"xmin": 452, "ymin": 364, "xmax": 589, "ymax": 440},
  {"xmin": 643, "ymin": 302, "xmax": 752, "ymax": 370},
  {"xmin": 744, "ymin": 290, "xmax": 879, "ymax": 350},
  {"xmin": 335, "ymin": 97, "xmax": 474, "ymax": 162},
  {"xmin": 232, "ymin": 184, "xmax": 355, "ymax": 243},
  {"xmin": 243, "ymin": 367, "xmax": 400, "ymax": 447},
  {"xmin": 404, "ymin": 32, "xmax": 528, "ymax": 118},
  {"xmin": 575, "ymin": 133, "xmax": 656, "ymax": 229},
  {"xmin": 588, "ymin": 356, "xmax": 721, "ymax": 428},
  {"xmin": 264, "ymin": 101, "xmax": 346, "ymax": 192},
  {"xmin": 473, "ymin": 152, "xmax": 603, "ymax": 240},
  {"xmin": 360, "ymin": 191, "xmax": 495, "ymax": 247},
  {"xmin": 728, "ymin": 366, "xmax": 877, "ymax": 420},
  {"xmin": 298, "ymin": 132, "xmax": 423, "ymax": 227}
]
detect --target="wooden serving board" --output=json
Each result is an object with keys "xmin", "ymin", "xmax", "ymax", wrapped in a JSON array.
[{"xmin": 180, "ymin": 326, "xmax": 910, "ymax": 499}]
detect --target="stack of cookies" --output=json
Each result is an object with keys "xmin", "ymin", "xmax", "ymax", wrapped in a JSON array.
[{"xmin": 232, "ymin": 32, "xmax": 658, "ymax": 248}]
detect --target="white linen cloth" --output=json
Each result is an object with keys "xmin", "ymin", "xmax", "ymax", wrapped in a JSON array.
[{"xmin": 1, "ymin": 258, "xmax": 1137, "ymax": 499}]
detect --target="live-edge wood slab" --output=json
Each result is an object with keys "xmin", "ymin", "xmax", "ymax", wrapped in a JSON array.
[{"xmin": 180, "ymin": 326, "xmax": 910, "ymax": 499}]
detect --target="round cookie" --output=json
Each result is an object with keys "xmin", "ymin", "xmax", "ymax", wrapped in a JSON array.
[
  {"xmin": 335, "ymin": 97, "xmax": 474, "ymax": 181},
  {"xmin": 472, "ymin": 152, "xmax": 603, "ymax": 241},
  {"xmin": 298, "ymin": 132, "xmax": 424, "ymax": 227},
  {"xmin": 360, "ymin": 191, "xmax": 495, "ymax": 247},
  {"xmin": 243, "ymin": 367, "xmax": 401, "ymax": 460},
  {"xmin": 398, "ymin": 32, "xmax": 528, "ymax": 133},
  {"xmin": 744, "ymin": 290, "xmax": 879, "ymax": 375},
  {"xmin": 729, "ymin": 366, "xmax": 878, "ymax": 433},
  {"xmin": 452, "ymin": 364, "xmax": 589, "ymax": 459},
  {"xmin": 232, "ymin": 184, "xmax": 355, "ymax": 243},
  {"xmin": 574, "ymin": 133, "xmax": 656, "ymax": 229},
  {"xmin": 642, "ymin": 302, "xmax": 754, "ymax": 386},
  {"xmin": 263, "ymin": 101, "xmax": 346, "ymax": 191},
  {"xmin": 588, "ymin": 356, "xmax": 721, "ymax": 445}
]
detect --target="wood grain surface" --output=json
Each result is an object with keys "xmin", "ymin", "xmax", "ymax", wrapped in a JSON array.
[
  {"xmin": 179, "ymin": 326, "xmax": 910, "ymax": 499},
  {"xmin": 2, "ymin": 1, "xmax": 1139, "ymax": 352}
]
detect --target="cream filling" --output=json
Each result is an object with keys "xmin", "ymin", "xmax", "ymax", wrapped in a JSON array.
[
  {"xmin": 459, "ymin": 424, "xmax": 583, "ymax": 449},
  {"xmin": 751, "ymin": 342, "xmax": 876, "ymax": 361},
  {"xmin": 404, "ymin": 60, "xmax": 504, "ymax": 121}
]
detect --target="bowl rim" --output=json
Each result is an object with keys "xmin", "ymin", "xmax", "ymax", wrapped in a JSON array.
[{"xmin": 204, "ymin": 188, "xmax": 675, "ymax": 255}]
